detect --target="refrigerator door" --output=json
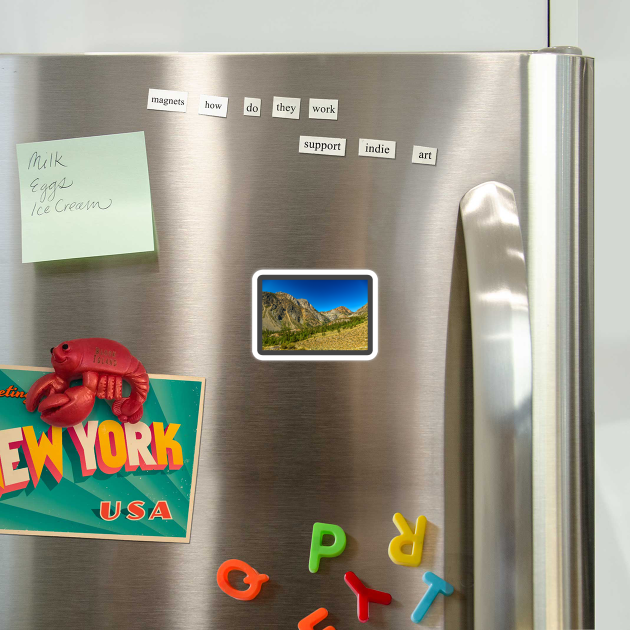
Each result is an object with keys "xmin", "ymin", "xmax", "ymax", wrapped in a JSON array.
[{"xmin": 0, "ymin": 52, "xmax": 593, "ymax": 629}]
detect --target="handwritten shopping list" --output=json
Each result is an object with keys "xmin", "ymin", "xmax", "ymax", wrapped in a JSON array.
[{"xmin": 16, "ymin": 132, "xmax": 154, "ymax": 263}]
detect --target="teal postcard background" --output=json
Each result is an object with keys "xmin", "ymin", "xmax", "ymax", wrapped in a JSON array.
[{"xmin": 0, "ymin": 367, "xmax": 204, "ymax": 542}]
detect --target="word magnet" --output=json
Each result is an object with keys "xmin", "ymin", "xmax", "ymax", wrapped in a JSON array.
[
  {"xmin": 147, "ymin": 88, "xmax": 187, "ymax": 112},
  {"xmin": 344, "ymin": 571, "xmax": 392, "ymax": 622},
  {"xmin": 198, "ymin": 95, "xmax": 228, "ymax": 118},
  {"xmin": 309, "ymin": 522, "xmax": 346, "ymax": 573},
  {"xmin": 299, "ymin": 136, "xmax": 346, "ymax": 157},
  {"xmin": 411, "ymin": 145, "xmax": 438, "ymax": 166},
  {"xmin": 358, "ymin": 138, "xmax": 396, "ymax": 159},
  {"xmin": 244, "ymin": 97, "xmax": 261, "ymax": 117},
  {"xmin": 388, "ymin": 512, "xmax": 427, "ymax": 567},
  {"xmin": 216, "ymin": 559, "xmax": 269, "ymax": 601},
  {"xmin": 272, "ymin": 96, "xmax": 300, "ymax": 119},
  {"xmin": 308, "ymin": 98, "xmax": 338, "ymax": 120}
]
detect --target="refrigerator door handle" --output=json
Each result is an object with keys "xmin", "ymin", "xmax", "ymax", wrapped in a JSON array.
[{"xmin": 460, "ymin": 181, "xmax": 533, "ymax": 629}]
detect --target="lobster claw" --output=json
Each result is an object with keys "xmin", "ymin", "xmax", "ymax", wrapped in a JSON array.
[
  {"xmin": 37, "ymin": 386, "xmax": 96, "ymax": 428},
  {"xmin": 25, "ymin": 373, "xmax": 67, "ymax": 413},
  {"xmin": 112, "ymin": 398, "xmax": 144, "ymax": 424}
]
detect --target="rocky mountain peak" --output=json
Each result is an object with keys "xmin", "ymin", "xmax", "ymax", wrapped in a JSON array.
[
  {"xmin": 262, "ymin": 291, "xmax": 367, "ymax": 332},
  {"xmin": 275, "ymin": 291, "xmax": 299, "ymax": 306}
]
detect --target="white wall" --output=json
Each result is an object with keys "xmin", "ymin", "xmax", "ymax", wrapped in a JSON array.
[
  {"xmin": 0, "ymin": 0, "xmax": 547, "ymax": 53},
  {"xmin": 576, "ymin": 1, "xmax": 629, "ymax": 627}
]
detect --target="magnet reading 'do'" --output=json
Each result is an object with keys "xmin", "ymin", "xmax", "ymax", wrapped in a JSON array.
[{"xmin": 26, "ymin": 338, "xmax": 149, "ymax": 427}]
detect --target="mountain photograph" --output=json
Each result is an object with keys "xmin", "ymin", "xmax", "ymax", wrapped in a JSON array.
[{"xmin": 261, "ymin": 279, "xmax": 368, "ymax": 351}]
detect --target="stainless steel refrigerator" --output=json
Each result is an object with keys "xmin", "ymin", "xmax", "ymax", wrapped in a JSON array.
[{"xmin": 0, "ymin": 50, "xmax": 593, "ymax": 629}]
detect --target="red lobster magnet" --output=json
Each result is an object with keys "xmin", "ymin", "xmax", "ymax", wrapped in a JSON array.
[{"xmin": 26, "ymin": 338, "xmax": 149, "ymax": 428}]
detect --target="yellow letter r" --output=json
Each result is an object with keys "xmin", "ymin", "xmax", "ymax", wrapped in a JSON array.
[{"xmin": 388, "ymin": 512, "xmax": 427, "ymax": 567}]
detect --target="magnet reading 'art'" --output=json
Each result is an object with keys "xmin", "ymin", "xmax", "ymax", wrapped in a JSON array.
[
  {"xmin": 216, "ymin": 559, "xmax": 269, "ymax": 601},
  {"xmin": 309, "ymin": 522, "xmax": 347, "ymax": 573},
  {"xmin": 26, "ymin": 338, "xmax": 149, "ymax": 427},
  {"xmin": 388, "ymin": 512, "xmax": 427, "ymax": 567}
]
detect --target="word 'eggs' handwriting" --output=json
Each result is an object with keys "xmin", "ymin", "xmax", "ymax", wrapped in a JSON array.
[{"xmin": 30, "ymin": 177, "xmax": 73, "ymax": 202}]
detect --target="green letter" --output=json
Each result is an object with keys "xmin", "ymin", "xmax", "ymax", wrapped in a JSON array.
[{"xmin": 308, "ymin": 522, "xmax": 347, "ymax": 573}]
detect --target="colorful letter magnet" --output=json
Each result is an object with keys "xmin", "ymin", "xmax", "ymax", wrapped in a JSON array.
[
  {"xmin": 298, "ymin": 608, "xmax": 335, "ymax": 630},
  {"xmin": 216, "ymin": 559, "xmax": 269, "ymax": 601},
  {"xmin": 344, "ymin": 571, "xmax": 392, "ymax": 622},
  {"xmin": 411, "ymin": 572, "xmax": 454, "ymax": 623},
  {"xmin": 309, "ymin": 522, "xmax": 347, "ymax": 573},
  {"xmin": 388, "ymin": 512, "xmax": 427, "ymax": 567}
]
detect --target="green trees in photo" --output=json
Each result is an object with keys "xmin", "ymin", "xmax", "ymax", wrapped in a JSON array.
[{"xmin": 262, "ymin": 314, "xmax": 368, "ymax": 348}]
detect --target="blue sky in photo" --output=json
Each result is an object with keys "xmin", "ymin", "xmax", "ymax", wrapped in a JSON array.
[{"xmin": 262, "ymin": 279, "xmax": 368, "ymax": 312}]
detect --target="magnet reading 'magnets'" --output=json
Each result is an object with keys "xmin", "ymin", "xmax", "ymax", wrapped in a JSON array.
[{"xmin": 26, "ymin": 338, "xmax": 149, "ymax": 428}]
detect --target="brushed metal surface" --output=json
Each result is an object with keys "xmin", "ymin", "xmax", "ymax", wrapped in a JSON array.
[
  {"xmin": 527, "ymin": 52, "xmax": 595, "ymax": 629},
  {"xmin": 460, "ymin": 182, "xmax": 533, "ymax": 630},
  {"xmin": 0, "ymin": 52, "xmax": 593, "ymax": 629}
]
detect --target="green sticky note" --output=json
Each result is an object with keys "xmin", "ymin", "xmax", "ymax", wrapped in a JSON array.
[{"xmin": 16, "ymin": 132, "xmax": 155, "ymax": 263}]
